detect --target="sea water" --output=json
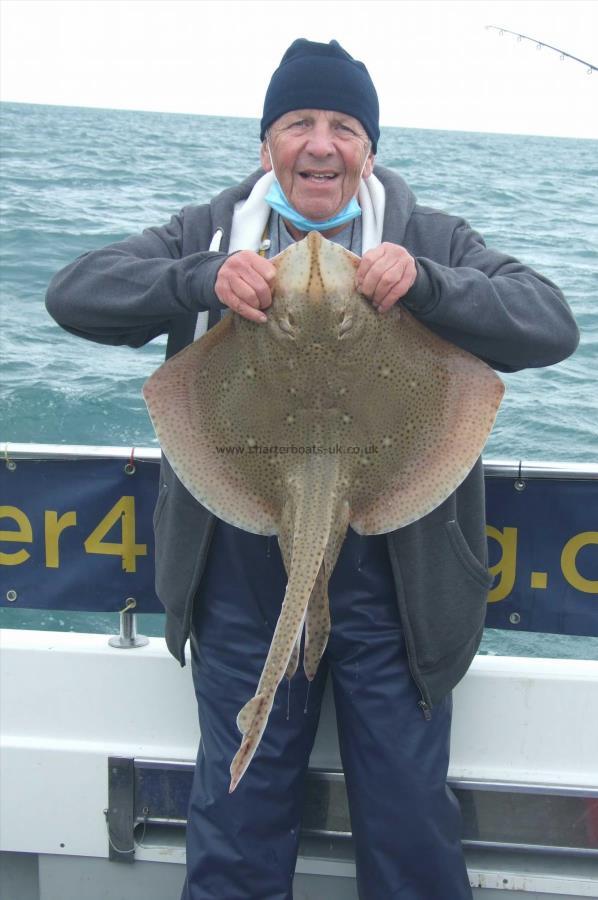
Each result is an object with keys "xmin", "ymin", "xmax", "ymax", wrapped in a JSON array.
[{"xmin": 1, "ymin": 101, "xmax": 597, "ymax": 656}]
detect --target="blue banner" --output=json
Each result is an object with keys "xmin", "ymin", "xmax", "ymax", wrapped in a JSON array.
[
  {"xmin": 1, "ymin": 457, "xmax": 162, "ymax": 613},
  {"xmin": 1, "ymin": 457, "xmax": 597, "ymax": 633},
  {"xmin": 484, "ymin": 475, "xmax": 597, "ymax": 635}
]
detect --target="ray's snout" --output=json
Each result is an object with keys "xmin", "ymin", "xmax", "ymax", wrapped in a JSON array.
[{"xmin": 269, "ymin": 230, "xmax": 365, "ymax": 347}]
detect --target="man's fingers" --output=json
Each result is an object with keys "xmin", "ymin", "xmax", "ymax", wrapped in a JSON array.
[
  {"xmin": 354, "ymin": 243, "xmax": 385, "ymax": 284},
  {"xmin": 237, "ymin": 265, "xmax": 275, "ymax": 310},
  {"xmin": 356, "ymin": 245, "xmax": 399, "ymax": 295},
  {"xmin": 220, "ymin": 281, "xmax": 269, "ymax": 322},
  {"xmin": 215, "ymin": 251, "xmax": 275, "ymax": 321},
  {"xmin": 376, "ymin": 266, "xmax": 417, "ymax": 313},
  {"xmin": 232, "ymin": 299, "xmax": 269, "ymax": 324},
  {"xmin": 224, "ymin": 272, "xmax": 267, "ymax": 309},
  {"xmin": 355, "ymin": 243, "xmax": 417, "ymax": 311},
  {"xmin": 360, "ymin": 258, "xmax": 400, "ymax": 302}
]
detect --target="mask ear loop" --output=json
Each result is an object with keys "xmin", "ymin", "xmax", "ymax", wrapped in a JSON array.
[
  {"xmin": 266, "ymin": 138, "xmax": 294, "ymax": 210},
  {"xmin": 358, "ymin": 141, "xmax": 373, "ymax": 181},
  {"xmin": 266, "ymin": 137, "xmax": 279, "ymax": 184}
]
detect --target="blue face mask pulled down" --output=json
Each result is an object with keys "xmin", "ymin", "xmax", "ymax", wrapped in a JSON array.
[{"xmin": 265, "ymin": 178, "xmax": 362, "ymax": 233}]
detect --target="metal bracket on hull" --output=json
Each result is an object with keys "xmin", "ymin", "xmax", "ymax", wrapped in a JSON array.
[
  {"xmin": 106, "ymin": 757, "xmax": 135, "ymax": 863},
  {"xmin": 106, "ymin": 758, "xmax": 598, "ymax": 862}
]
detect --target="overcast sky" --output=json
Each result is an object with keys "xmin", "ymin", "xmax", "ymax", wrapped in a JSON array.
[{"xmin": 1, "ymin": 0, "xmax": 597, "ymax": 139}]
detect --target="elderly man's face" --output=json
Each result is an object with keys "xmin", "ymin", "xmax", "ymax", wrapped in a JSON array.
[{"xmin": 260, "ymin": 109, "xmax": 374, "ymax": 228}]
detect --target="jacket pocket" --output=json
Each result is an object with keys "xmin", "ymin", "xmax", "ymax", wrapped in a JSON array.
[
  {"xmin": 394, "ymin": 519, "xmax": 491, "ymax": 671},
  {"xmin": 444, "ymin": 520, "xmax": 493, "ymax": 588}
]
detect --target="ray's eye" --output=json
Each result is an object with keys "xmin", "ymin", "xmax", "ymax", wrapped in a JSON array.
[
  {"xmin": 278, "ymin": 312, "xmax": 296, "ymax": 337},
  {"xmin": 338, "ymin": 312, "xmax": 354, "ymax": 337}
]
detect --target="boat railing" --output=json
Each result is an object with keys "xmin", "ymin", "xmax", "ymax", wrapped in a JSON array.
[{"xmin": 2, "ymin": 442, "xmax": 597, "ymax": 642}]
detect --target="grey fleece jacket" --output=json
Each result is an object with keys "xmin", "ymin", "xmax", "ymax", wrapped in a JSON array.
[{"xmin": 46, "ymin": 165, "xmax": 579, "ymax": 707}]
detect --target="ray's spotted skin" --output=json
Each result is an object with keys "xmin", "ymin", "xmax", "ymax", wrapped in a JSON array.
[{"xmin": 143, "ymin": 232, "xmax": 504, "ymax": 792}]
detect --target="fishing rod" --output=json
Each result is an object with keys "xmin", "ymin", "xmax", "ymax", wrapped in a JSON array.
[{"xmin": 486, "ymin": 25, "xmax": 597, "ymax": 74}]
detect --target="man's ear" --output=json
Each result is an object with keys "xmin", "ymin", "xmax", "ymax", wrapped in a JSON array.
[
  {"xmin": 363, "ymin": 152, "xmax": 375, "ymax": 180},
  {"xmin": 260, "ymin": 141, "xmax": 273, "ymax": 173}
]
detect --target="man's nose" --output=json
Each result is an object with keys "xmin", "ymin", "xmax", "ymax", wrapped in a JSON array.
[{"xmin": 305, "ymin": 122, "xmax": 336, "ymax": 156}]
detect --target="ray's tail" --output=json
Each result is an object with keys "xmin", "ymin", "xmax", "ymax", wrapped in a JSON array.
[{"xmin": 229, "ymin": 457, "xmax": 347, "ymax": 792}]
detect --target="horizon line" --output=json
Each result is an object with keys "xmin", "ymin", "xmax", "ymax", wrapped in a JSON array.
[{"xmin": 1, "ymin": 98, "xmax": 596, "ymax": 143}]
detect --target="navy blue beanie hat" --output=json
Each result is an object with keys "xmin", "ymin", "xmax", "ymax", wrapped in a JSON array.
[{"xmin": 260, "ymin": 39, "xmax": 379, "ymax": 152}]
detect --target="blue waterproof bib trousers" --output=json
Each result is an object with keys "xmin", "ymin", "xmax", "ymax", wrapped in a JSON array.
[{"xmin": 181, "ymin": 522, "xmax": 472, "ymax": 900}]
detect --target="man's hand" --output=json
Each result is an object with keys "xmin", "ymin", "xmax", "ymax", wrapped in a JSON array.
[
  {"xmin": 215, "ymin": 251, "xmax": 276, "ymax": 323},
  {"xmin": 355, "ymin": 243, "xmax": 417, "ymax": 313}
]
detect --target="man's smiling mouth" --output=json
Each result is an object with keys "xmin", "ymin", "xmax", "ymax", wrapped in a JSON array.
[{"xmin": 299, "ymin": 171, "xmax": 338, "ymax": 181}]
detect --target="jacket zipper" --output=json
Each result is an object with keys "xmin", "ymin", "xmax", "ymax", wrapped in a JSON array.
[
  {"xmin": 386, "ymin": 537, "xmax": 433, "ymax": 721},
  {"xmin": 418, "ymin": 700, "xmax": 432, "ymax": 721}
]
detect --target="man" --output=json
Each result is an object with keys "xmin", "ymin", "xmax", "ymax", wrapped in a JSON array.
[{"xmin": 46, "ymin": 38, "xmax": 578, "ymax": 900}]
